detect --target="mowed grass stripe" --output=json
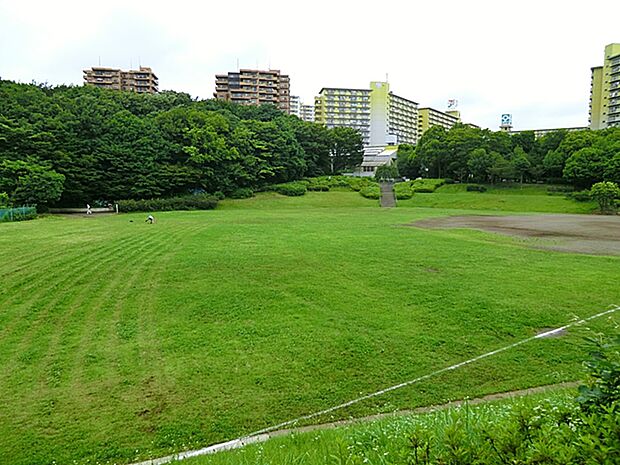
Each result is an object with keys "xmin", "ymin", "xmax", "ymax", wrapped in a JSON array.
[
  {"xmin": 1, "ymin": 220, "xmax": 202, "ymax": 363},
  {"xmin": 0, "ymin": 226, "xmax": 167, "ymax": 369},
  {"xmin": 0, "ymin": 222, "xmax": 205, "ymax": 463},
  {"xmin": 0, "ymin": 225, "xmax": 149, "ymax": 309},
  {"xmin": 0, "ymin": 233, "xmax": 162, "ymax": 388}
]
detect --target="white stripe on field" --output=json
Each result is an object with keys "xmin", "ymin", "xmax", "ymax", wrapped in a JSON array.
[{"xmin": 131, "ymin": 305, "xmax": 619, "ymax": 465}]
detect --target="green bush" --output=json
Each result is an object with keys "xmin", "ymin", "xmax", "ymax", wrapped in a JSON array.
[
  {"xmin": 589, "ymin": 181, "xmax": 620, "ymax": 214},
  {"xmin": 394, "ymin": 182, "xmax": 413, "ymax": 200},
  {"xmin": 412, "ymin": 178, "xmax": 445, "ymax": 193},
  {"xmin": 271, "ymin": 182, "xmax": 307, "ymax": 196},
  {"xmin": 568, "ymin": 190, "xmax": 592, "ymax": 202},
  {"xmin": 307, "ymin": 183, "xmax": 330, "ymax": 192},
  {"xmin": 466, "ymin": 184, "xmax": 487, "ymax": 192},
  {"xmin": 359, "ymin": 184, "xmax": 381, "ymax": 199},
  {"xmin": 116, "ymin": 194, "xmax": 218, "ymax": 212},
  {"xmin": 229, "ymin": 188, "xmax": 254, "ymax": 199}
]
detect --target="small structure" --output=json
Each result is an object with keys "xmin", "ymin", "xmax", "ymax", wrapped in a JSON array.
[{"xmin": 355, "ymin": 145, "xmax": 399, "ymax": 177}]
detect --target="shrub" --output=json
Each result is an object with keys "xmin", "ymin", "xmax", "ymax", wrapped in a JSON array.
[
  {"xmin": 359, "ymin": 184, "xmax": 381, "ymax": 199},
  {"xmin": 466, "ymin": 184, "xmax": 487, "ymax": 192},
  {"xmin": 394, "ymin": 182, "xmax": 413, "ymax": 200},
  {"xmin": 567, "ymin": 190, "xmax": 592, "ymax": 202},
  {"xmin": 411, "ymin": 178, "xmax": 445, "ymax": 193},
  {"xmin": 229, "ymin": 188, "xmax": 254, "ymax": 199},
  {"xmin": 577, "ymin": 333, "xmax": 620, "ymax": 412},
  {"xmin": 271, "ymin": 182, "xmax": 307, "ymax": 196},
  {"xmin": 589, "ymin": 181, "xmax": 620, "ymax": 214},
  {"xmin": 116, "ymin": 194, "xmax": 218, "ymax": 212},
  {"xmin": 304, "ymin": 178, "xmax": 331, "ymax": 192}
]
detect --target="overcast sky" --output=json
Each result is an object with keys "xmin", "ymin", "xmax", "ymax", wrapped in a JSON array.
[{"xmin": 1, "ymin": 0, "xmax": 618, "ymax": 130}]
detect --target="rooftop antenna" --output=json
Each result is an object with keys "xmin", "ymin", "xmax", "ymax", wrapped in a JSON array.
[
  {"xmin": 138, "ymin": 55, "xmax": 141, "ymax": 67},
  {"xmin": 130, "ymin": 57, "xmax": 133, "ymax": 69},
  {"xmin": 236, "ymin": 58, "xmax": 239, "ymax": 71},
  {"xmin": 385, "ymin": 72, "xmax": 388, "ymax": 83},
  {"xmin": 98, "ymin": 56, "xmax": 101, "ymax": 66}
]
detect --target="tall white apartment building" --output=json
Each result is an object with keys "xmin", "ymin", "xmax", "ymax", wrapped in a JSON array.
[{"xmin": 314, "ymin": 81, "xmax": 418, "ymax": 146}]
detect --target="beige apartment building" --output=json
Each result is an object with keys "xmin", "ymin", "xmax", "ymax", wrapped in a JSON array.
[
  {"xmin": 214, "ymin": 69, "xmax": 291, "ymax": 113},
  {"xmin": 83, "ymin": 66, "xmax": 158, "ymax": 93}
]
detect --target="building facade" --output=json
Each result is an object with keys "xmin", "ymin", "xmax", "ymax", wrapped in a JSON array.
[
  {"xmin": 510, "ymin": 127, "xmax": 587, "ymax": 139},
  {"xmin": 418, "ymin": 107, "xmax": 460, "ymax": 135},
  {"xmin": 315, "ymin": 87, "xmax": 372, "ymax": 144},
  {"xmin": 314, "ymin": 81, "xmax": 418, "ymax": 146},
  {"xmin": 83, "ymin": 66, "xmax": 158, "ymax": 93},
  {"xmin": 290, "ymin": 95, "xmax": 301, "ymax": 117},
  {"xmin": 300, "ymin": 104, "xmax": 315, "ymax": 122},
  {"xmin": 589, "ymin": 43, "xmax": 620, "ymax": 129},
  {"xmin": 214, "ymin": 69, "xmax": 290, "ymax": 113}
]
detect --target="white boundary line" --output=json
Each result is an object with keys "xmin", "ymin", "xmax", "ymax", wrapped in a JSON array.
[{"xmin": 132, "ymin": 305, "xmax": 619, "ymax": 465}]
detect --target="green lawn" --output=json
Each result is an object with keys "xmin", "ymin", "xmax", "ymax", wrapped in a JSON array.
[
  {"xmin": 397, "ymin": 183, "xmax": 596, "ymax": 213},
  {"xmin": 0, "ymin": 191, "xmax": 617, "ymax": 464}
]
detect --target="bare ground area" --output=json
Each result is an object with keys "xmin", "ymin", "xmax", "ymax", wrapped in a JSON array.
[{"xmin": 411, "ymin": 214, "xmax": 620, "ymax": 256}]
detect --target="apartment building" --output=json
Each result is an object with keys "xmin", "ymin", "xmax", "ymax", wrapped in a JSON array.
[
  {"xmin": 300, "ymin": 104, "xmax": 315, "ymax": 122},
  {"xmin": 290, "ymin": 95, "xmax": 301, "ymax": 117},
  {"xmin": 589, "ymin": 43, "xmax": 620, "ymax": 129},
  {"xmin": 315, "ymin": 87, "xmax": 372, "ymax": 144},
  {"xmin": 214, "ymin": 69, "xmax": 290, "ymax": 113},
  {"xmin": 83, "ymin": 66, "xmax": 158, "ymax": 93},
  {"xmin": 314, "ymin": 81, "xmax": 418, "ymax": 146},
  {"xmin": 418, "ymin": 107, "xmax": 460, "ymax": 135},
  {"xmin": 510, "ymin": 127, "xmax": 587, "ymax": 139}
]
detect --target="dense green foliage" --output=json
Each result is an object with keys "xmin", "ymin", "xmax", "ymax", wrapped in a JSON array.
[
  {"xmin": 0, "ymin": 80, "xmax": 362, "ymax": 207},
  {"xmin": 270, "ymin": 181, "xmax": 307, "ymax": 196},
  {"xmin": 398, "ymin": 124, "xmax": 620, "ymax": 188},
  {"xmin": 0, "ymin": 191, "xmax": 616, "ymax": 464},
  {"xmin": 116, "ymin": 194, "xmax": 218, "ymax": 212},
  {"xmin": 589, "ymin": 181, "xmax": 620, "ymax": 214},
  {"xmin": 393, "ymin": 182, "xmax": 414, "ymax": 199}
]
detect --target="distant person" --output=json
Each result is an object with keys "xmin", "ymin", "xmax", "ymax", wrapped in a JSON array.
[
  {"xmin": 86, "ymin": 204, "xmax": 92, "ymax": 215},
  {"xmin": 146, "ymin": 214, "xmax": 154, "ymax": 224}
]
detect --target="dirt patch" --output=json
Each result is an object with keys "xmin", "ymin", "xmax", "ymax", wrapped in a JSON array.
[{"xmin": 411, "ymin": 214, "xmax": 620, "ymax": 256}]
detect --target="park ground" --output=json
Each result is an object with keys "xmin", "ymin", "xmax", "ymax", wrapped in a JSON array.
[{"xmin": 0, "ymin": 187, "xmax": 617, "ymax": 465}]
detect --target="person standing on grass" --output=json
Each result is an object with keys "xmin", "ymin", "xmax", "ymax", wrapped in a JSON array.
[
  {"xmin": 146, "ymin": 214, "xmax": 154, "ymax": 224},
  {"xmin": 86, "ymin": 204, "xmax": 92, "ymax": 215}
]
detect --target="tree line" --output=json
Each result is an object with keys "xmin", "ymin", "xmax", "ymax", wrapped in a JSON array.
[
  {"xmin": 398, "ymin": 124, "xmax": 620, "ymax": 188},
  {"xmin": 0, "ymin": 80, "xmax": 363, "ymax": 208}
]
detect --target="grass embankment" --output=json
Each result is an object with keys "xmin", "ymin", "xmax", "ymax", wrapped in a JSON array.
[
  {"xmin": 0, "ymin": 191, "xmax": 616, "ymax": 464},
  {"xmin": 397, "ymin": 183, "xmax": 596, "ymax": 213},
  {"xmin": 186, "ymin": 388, "xmax": 595, "ymax": 465}
]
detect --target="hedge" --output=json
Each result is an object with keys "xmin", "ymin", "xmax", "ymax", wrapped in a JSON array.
[
  {"xmin": 359, "ymin": 184, "xmax": 381, "ymax": 199},
  {"xmin": 394, "ymin": 182, "xmax": 414, "ymax": 199},
  {"xmin": 271, "ymin": 182, "xmax": 307, "ymax": 196},
  {"xmin": 116, "ymin": 194, "xmax": 218, "ymax": 212},
  {"xmin": 466, "ymin": 184, "xmax": 487, "ymax": 192}
]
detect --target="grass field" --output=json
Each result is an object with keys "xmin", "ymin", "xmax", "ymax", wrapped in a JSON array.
[
  {"xmin": 0, "ymin": 190, "xmax": 617, "ymax": 464},
  {"xmin": 397, "ymin": 183, "xmax": 597, "ymax": 213}
]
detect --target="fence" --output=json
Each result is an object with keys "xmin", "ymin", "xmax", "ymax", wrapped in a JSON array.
[{"xmin": 0, "ymin": 206, "xmax": 37, "ymax": 223}]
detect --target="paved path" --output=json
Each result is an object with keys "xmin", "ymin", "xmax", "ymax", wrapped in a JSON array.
[{"xmin": 380, "ymin": 182, "xmax": 396, "ymax": 207}]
